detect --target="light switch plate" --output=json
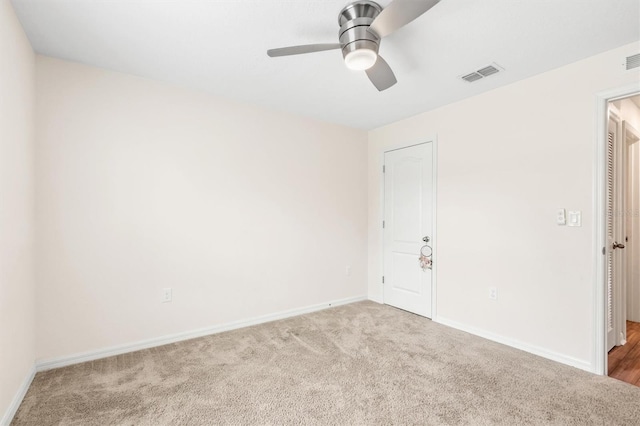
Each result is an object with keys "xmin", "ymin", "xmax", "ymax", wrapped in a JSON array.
[
  {"xmin": 568, "ymin": 211, "xmax": 581, "ymax": 227},
  {"xmin": 557, "ymin": 208, "xmax": 566, "ymax": 225}
]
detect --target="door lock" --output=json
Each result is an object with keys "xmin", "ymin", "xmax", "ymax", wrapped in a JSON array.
[
  {"xmin": 613, "ymin": 242, "xmax": 626, "ymax": 249},
  {"xmin": 422, "ymin": 236, "xmax": 430, "ymax": 243}
]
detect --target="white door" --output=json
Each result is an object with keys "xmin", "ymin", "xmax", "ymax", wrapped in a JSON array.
[
  {"xmin": 607, "ymin": 111, "xmax": 626, "ymax": 351},
  {"xmin": 383, "ymin": 143, "xmax": 433, "ymax": 317}
]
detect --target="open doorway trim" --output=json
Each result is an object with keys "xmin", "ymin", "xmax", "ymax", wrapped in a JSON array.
[{"xmin": 594, "ymin": 83, "xmax": 640, "ymax": 375}]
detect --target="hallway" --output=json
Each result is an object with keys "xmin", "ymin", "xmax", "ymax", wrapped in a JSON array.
[{"xmin": 609, "ymin": 321, "xmax": 640, "ymax": 386}]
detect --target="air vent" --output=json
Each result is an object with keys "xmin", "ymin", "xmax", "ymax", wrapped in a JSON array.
[
  {"xmin": 626, "ymin": 53, "xmax": 640, "ymax": 70},
  {"xmin": 461, "ymin": 72, "xmax": 483, "ymax": 83},
  {"xmin": 477, "ymin": 65, "xmax": 500, "ymax": 77},
  {"xmin": 460, "ymin": 63, "xmax": 503, "ymax": 83}
]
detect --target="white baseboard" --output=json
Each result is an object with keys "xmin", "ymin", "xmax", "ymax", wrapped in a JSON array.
[
  {"xmin": 435, "ymin": 316, "xmax": 593, "ymax": 372},
  {"xmin": 1, "ymin": 365, "xmax": 36, "ymax": 426},
  {"xmin": 36, "ymin": 295, "xmax": 367, "ymax": 372}
]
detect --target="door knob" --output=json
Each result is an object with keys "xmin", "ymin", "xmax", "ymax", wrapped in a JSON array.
[{"xmin": 613, "ymin": 242, "xmax": 626, "ymax": 249}]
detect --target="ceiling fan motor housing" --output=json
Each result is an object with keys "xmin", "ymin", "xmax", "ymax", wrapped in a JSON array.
[{"xmin": 338, "ymin": 1, "xmax": 382, "ymax": 60}]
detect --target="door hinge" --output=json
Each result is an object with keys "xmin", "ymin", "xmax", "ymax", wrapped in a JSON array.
[
  {"xmin": 382, "ymin": 220, "xmax": 385, "ymax": 228},
  {"xmin": 602, "ymin": 247, "xmax": 606, "ymax": 255},
  {"xmin": 382, "ymin": 276, "xmax": 385, "ymax": 284},
  {"xmin": 383, "ymin": 165, "xmax": 386, "ymax": 173}
]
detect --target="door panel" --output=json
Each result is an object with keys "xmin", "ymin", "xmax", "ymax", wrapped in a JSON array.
[
  {"xmin": 392, "ymin": 252, "xmax": 422, "ymax": 294},
  {"xmin": 607, "ymin": 111, "xmax": 626, "ymax": 352},
  {"xmin": 383, "ymin": 143, "xmax": 433, "ymax": 317},
  {"xmin": 392, "ymin": 158, "xmax": 422, "ymax": 242}
]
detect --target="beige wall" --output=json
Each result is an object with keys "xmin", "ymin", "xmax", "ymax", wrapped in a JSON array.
[
  {"xmin": 0, "ymin": 0, "xmax": 36, "ymax": 420},
  {"xmin": 368, "ymin": 42, "xmax": 640, "ymax": 371},
  {"xmin": 35, "ymin": 56, "xmax": 368, "ymax": 361}
]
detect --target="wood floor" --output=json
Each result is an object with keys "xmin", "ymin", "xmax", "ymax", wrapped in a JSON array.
[{"xmin": 608, "ymin": 320, "xmax": 640, "ymax": 386}]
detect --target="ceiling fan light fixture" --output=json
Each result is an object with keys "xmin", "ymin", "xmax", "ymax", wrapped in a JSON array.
[
  {"xmin": 268, "ymin": 0, "xmax": 442, "ymax": 90},
  {"xmin": 345, "ymin": 48, "xmax": 378, "ymax": 70}
]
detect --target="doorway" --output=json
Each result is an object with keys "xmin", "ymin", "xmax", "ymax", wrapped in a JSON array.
[
  {"xmin": 382, "ymin": 142, "xmax": 435, "ymax": 318},
  {"xmin": 605, "ymin": 94, "xmax": 640, "ymax": 386}
]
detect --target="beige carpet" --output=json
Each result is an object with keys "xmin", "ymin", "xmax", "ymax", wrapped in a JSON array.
[{"xmin": 12, "ymin": 301, "xmax": 640, "ymax": 425}]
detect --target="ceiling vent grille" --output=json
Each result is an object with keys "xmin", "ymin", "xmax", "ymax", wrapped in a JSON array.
[
  {"xmin": 461, "ymin": 72, "xmax": 483, "ymax": 83},
  {"xmin": 460, "ymin": 63, "xmax": 503, "ymax": 83},
  {"xmin": 626, "ymin": 53, "xmax": 640, "ymax": 70},
  {"xmin": 477, "ymin": 65, "xmax": 500, "ymax": 77}
]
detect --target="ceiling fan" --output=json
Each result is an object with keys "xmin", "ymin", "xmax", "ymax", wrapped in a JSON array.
[{"xmin": 267, "ymin": 0, "xmax": 440, "ymax": 91}]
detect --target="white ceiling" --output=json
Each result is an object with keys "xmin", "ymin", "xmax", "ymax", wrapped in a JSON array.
[{"xmin": 11, "ymin": 0, "xmax": 640, "ymax": 130}]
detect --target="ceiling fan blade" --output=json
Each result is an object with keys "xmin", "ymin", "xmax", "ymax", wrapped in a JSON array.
[
  {"xmin": 267, "ymin": 43, "xmax": 342, "ymax": 57},
  {"xmin": 368, "ymin": 0, "xmax": 440, "ymax": 38},
  {"xmin": 366, "ymin": 56, "xmax": 397, "ymax": 91}
]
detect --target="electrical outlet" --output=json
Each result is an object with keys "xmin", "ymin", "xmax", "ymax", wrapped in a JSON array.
[
  {"xmin": 489, "ymin": 287, "xmax": 497, "ymax": 300},
  {"xmin": 346, "ymin": 265, "xmax": 352, "ymax": 276},
  {"xmin": 162, "ymin": 288, "xmax": 172, "ymax": 303}
]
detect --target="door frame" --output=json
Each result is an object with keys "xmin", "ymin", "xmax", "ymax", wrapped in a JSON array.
[
  {"xmin": 378, "ymin": 136, "xmax": 438, "ymax": 320},
  {"xmin": 594, "ymin": 83, "xmax": 640, "ymax": 375}
]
